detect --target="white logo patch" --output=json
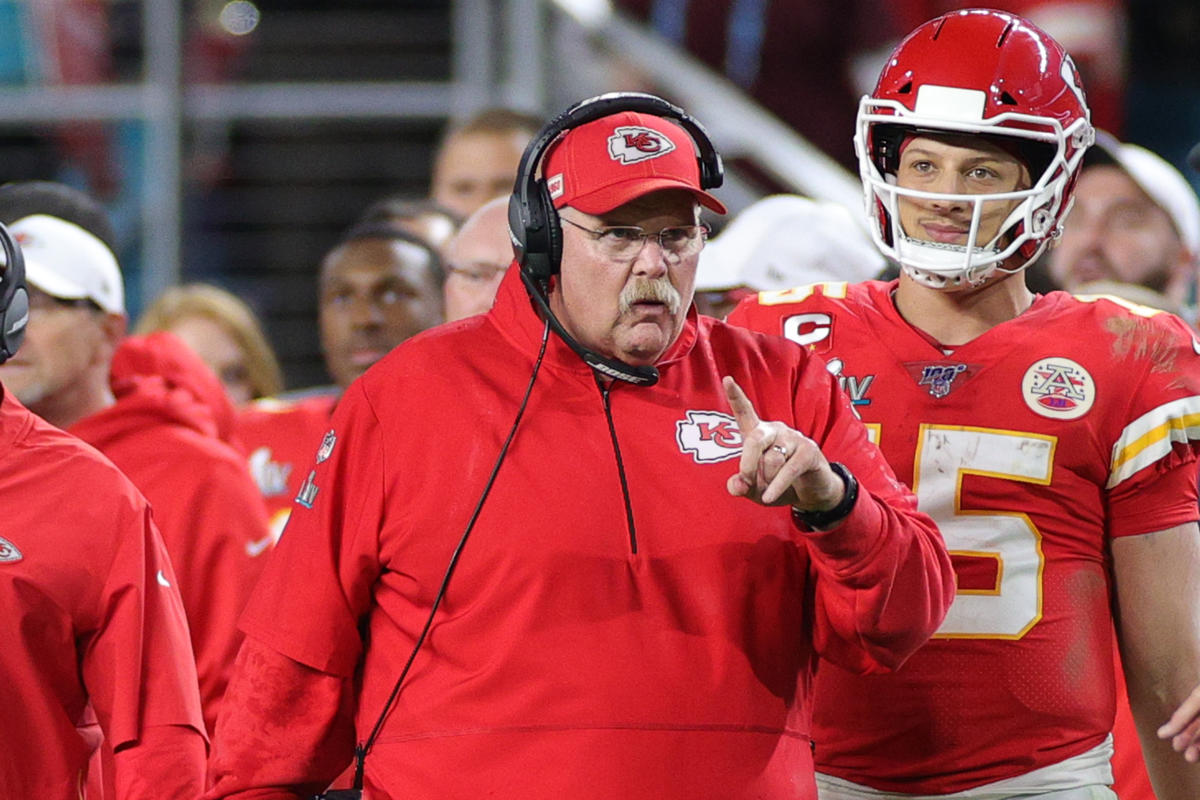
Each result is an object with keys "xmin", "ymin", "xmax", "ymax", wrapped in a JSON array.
[
  {"xmin": 547, "ymin": 173, "xmax": 564, "ymax": 201},
  {"xmin": 608, "ymin": 126, "xmax": 676, "ymax": 165},
  {"xmin": 676, "ymin": 410, "xmax": 743, "ymax": 463},
  {"xmin": 1022, "ymin": 357, "xmax": 1095, "ymax": 420},
  {"xmin": 248, "ymin": 447, "xmax": 292, "ymax": 497},
  {"xmin": 782, "ymin": 312, "xmax": 832, "ymax": 347},
  {"xmin": 0, "ymin": 536, "xmax": 22, "ymax": 563},
  {"xmin": 156, "ymin": 569, "xmax": 171, "ymax": 587}
]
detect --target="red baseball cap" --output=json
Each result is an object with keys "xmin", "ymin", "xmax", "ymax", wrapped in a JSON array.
[{"xmin": 543, "ymin": 111, "xmax": 726, "ymax": 215}]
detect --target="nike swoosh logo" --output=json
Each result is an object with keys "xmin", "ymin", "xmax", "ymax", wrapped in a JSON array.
[
  {"xmin": 156, "ymin": 569, "xmax": 171, "ymax": 587},
  {"xmin": 245, "ymin": 534, "xmax": 274, "ymax": 557}
]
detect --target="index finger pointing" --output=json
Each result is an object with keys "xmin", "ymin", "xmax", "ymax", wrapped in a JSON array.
[{"xmin": 723, "ymin": 376, "xmax": 761, "ymax": 435}]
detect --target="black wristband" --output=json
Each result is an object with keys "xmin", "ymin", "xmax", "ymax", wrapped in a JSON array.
[{"xmin": 791, "ymin": 462, "xmax": 859, "ymax": 530}]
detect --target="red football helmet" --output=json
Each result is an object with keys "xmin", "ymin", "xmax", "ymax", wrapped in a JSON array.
[{"xmin": 856, "ymin": 8, "xmax": 1095, "ymax": 288}]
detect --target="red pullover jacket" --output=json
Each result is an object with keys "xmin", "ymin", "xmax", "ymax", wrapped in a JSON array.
[
  {"xmin": 70, "ymin": 332, "xmax": 271, "ymax": 736},
  {"xmin": 0, "ymin": 389, "xmax": 207, "ymax": 798},
  {"xmin": 207, "ymin": 268, "xmax": 954, "ymax": 800}
]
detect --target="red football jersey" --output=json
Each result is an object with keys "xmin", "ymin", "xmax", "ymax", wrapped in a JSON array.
[
  {"xmin": 729, "ymin": 280, "xmax": 1200, "ymax": 793},
  {"xmin": 237, "ymin": 391, "xmax": 338, "ymax": 541}
]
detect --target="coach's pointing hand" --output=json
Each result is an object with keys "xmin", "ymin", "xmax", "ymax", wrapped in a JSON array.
[{"xmin": 723, "ymin": 376, "xmax": 849, "ymax": 523}]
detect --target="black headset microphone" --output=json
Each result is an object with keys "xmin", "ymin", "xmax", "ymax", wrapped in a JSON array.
[
  {"xmin": 315, "ymin": 93, "xmax": 722, "ymax": 799},
  {"xmin": 0, "ymin": 221, "xmax": 28, "ymax": 364}
]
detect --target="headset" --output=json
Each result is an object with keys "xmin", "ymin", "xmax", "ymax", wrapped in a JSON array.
[
  {"xmin": 507, "ymin": 91, "xmax": 724, "ymax": 386},
  {"xmin": 0, "ymin": 221, "xmax": 28, "ymax": 363}
]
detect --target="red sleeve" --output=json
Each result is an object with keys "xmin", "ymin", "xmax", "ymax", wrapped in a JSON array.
[
  {"xmin": 1105, "ymin": 309, "xmax": 1200, "ymax": 537},
  {"xmin": 173, "ymin": 454, "xmax": 271, "ymax": 735},
  {"xmin": 113, "ymin": 724, "xmax": 207, "ymax": 800},
  {"xmin": 205, "ymin": 637, "xmax": 357, "ymax": 800},
  {"xmin": 792, "ymin": 349, "xmax": 956, "ymax": 673},
  {"xmin": 81, "ymin": 506, "xmax": 208, "ymax": 795},
  {"xmin": 239, "ymin": 380, "xmax": 386, "ymax": 677},
  {"xmin": 1108, "ymin": 442, "xmax": 1200, "ymax": 538}
]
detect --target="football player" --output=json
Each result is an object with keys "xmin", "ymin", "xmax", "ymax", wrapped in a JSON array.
[{"xmin": 729, "ymin": 9, "xmax": 1200, "ymax": 799}]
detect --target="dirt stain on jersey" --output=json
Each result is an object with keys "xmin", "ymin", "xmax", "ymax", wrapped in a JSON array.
[{"xmin": 1107, "ymin": 317, "xmax": 1181, "ymax": 380}]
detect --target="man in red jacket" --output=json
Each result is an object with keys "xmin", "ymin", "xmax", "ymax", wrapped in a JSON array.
[
  {"xmin": 0, "ymin": 219, "xmax": 207, "ymax": 797},
  {"xmin": 205, "ymin": 94, "xmax": 955, "ymax": 800},
  {"xmin": 0, "ymin": 181, "xmax": 271, "ymax": 739}
]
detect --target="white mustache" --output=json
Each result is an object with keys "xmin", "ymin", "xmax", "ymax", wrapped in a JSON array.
[{"xmin": 618, "ymin": 278, "xmax": 681, "ymax": 316}]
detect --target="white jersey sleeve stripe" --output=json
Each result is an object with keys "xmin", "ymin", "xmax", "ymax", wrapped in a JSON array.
[{"xmin": 1107, "ymin": 396, "xmax": 1200, "ymax": 489}]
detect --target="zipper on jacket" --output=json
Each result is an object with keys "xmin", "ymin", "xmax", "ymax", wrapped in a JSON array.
[{"xmin": 596, "ymin": 376, "xmax": 638, "ymax": 554}]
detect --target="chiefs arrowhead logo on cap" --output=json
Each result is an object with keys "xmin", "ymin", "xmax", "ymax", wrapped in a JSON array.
[{"xmin": 608, "ymin": 126, "xmax": 677, "ymax": 165}]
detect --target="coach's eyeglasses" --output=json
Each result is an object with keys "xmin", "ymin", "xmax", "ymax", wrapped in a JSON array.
[{"xmin": 560, "ymin": 216, "xmax": 709, "ymax": 261}]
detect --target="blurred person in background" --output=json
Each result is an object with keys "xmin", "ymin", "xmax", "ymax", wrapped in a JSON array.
[
  {"xmin": 441, "ymin": 195, "xmax": 512, "ymax": 322},
  {"xmin": 317, "ymin": 224, "xmax": 444, "ymax": 391},
  {"xmin": 430, "ymin": 107, "xmax": 543, "ymax": 219},
  {"xmin": 729, "ymin": 10, "xmax": 1200, "ymax": 798},
  {"xmin": 1049, "ymin": 130, "xmax": 1200, "ymax": 328},
  {"xmin": 355, "ymin": 195, "xmax": 463, "ymax": 251},
  {"xmin": 0, "ymin": 217, "xmax": 207, "ymax": 798},
  {"xmin": 238, "ymin": 222, "xmax": 444, "ymax": 540},
  {"xmin": 0, "ymin": 181, "xmax": 271, "ymax": 744},
  {"xmin": 691, "ymin": 195, "xmax": 885, "ymax": 319},
  {"xmin": 135, "ymin": 282, "xmax": 285, "ymax": 406},
  {"xmin": 1051, "ymin": 132, "xmax": 1200, "ymax": 800}
]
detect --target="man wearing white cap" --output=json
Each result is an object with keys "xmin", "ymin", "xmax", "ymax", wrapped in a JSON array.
[
  {"xmin": 204, "ymin": 94, "xmax": 952, "ymax": 800},
  {"xmin": 1049, "ymin": 130, "xmax": 1200, "ymax": 324},
  {"xmin": 1049, "ymin": 132, "xmax": 1200, "ymax": 800},
  {"xmin": 2, "ymin": 212, "xmax": 126, "ymax": 418},
  {"xmin": 0, "ymin": 212, "xmax": 207, "ymax": 798},
  {"xmin": 692, "ymin": 195, "xmax": 886, "ymax": 319},
  {"xmin": 0, "ymin": 181, "xmax": 271, "ymax": 744}
]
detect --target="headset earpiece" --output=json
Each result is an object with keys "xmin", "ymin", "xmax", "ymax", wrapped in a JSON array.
[
  {"xmin": 508, "ymin": 177, "xmax": 559, "ymax": 284},
  {"xmin": 0, "ymin": 221, "xmax": 28, "ymax": 363}
]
